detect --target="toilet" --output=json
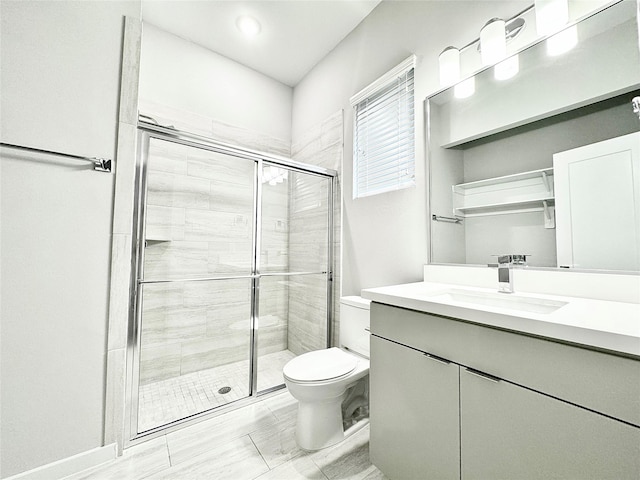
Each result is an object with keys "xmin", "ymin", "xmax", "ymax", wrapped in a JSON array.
[{"xmin": 283, "ymin": 296, "xmax": 371, "ymax": 451}]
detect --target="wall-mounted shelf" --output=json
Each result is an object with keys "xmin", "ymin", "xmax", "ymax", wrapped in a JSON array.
[{"xmin": 452, "ymin": 168, "xmax": 555, "ymax": 227}]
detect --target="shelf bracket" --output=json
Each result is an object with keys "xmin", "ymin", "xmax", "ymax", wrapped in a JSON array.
[
  {"xmin": 541, "ymin": 171, "xmax": 551, "ymax": 194},
  {"xmin": 543, "ymin": 200, "xmax": 555, "ymax": 229}
]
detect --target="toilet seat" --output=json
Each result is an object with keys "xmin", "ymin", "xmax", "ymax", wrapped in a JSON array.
[{"xmin": 283, "ymin": 347, "xmax": 357, "ymax": 383}]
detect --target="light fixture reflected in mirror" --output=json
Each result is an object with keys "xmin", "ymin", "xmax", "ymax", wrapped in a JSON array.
[
  {"xmin": 535, "ymin": 0, "xmax": 569, "ymax": 35},
  {"xmin": 439, "ymin": 46, "xmax": 461, "ymax": 87},
  {"xmin": 547, "ymin": 25, "xmax": 578, "ymax": 56},
  {"xmin": 454, "ymin": 77, "xmax": 475, "ymax": 99},
  {"xmin": 480, "ymin": 18, "xmax": 506, "ymax": 66},
  {"xmin": 263, "ymin": 166, "xmax": 288, "ymax": 185},
  {"xmin": 494, "ymin": 55, "xmax": 519, "ymax": 80}
]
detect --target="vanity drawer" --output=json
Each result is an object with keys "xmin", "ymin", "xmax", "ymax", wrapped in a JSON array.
[{"xmin": 371, "ymin": 302, "xmax": 640, "ymax": 427}]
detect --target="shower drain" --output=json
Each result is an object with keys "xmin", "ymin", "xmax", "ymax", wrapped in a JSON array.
[{"xmin": 218, "ymin": 386, "xmax": 232, "ymax": 394}]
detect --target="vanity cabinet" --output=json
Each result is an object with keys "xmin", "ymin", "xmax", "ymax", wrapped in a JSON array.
[
  {"xmin": 370, "ymin": 302, "xmax": 640, "ymax": 480},
  {"xmin": 370, "ymin": 335, "xmax": 460, "ymax": 479},
  {"xmin": 460, "ymin": 366, "xmax": 640, "ymax": 480}
]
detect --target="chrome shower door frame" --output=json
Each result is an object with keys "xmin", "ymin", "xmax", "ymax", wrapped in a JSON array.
[{"xmin": 124, "ymin": 123, "xmax": 336, "ymax": 445}]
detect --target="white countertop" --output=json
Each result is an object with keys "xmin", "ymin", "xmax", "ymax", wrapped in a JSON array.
[{"xmin": 361, "ymin": 282, "xmax": 640, "ymax": 357}]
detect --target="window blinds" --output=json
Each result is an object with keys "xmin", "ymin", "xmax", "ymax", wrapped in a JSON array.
[{"xmin": 352, "ymin": 57, "xmax": 415, "ymax": 199}]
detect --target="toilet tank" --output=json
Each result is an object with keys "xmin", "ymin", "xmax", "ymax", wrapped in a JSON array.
[{"xmin": 339, "ymin": 296, "xmax": 371, "ymax": 357}]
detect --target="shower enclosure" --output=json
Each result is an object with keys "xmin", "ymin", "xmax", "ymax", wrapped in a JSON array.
[{"xmin": 126, "ymin": 123, "xmax": 335, "ymax": 440}]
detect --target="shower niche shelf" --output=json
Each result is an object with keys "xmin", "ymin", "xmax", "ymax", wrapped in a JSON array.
[
  {"xmin": 145, "ymin": 239, "xmax": 172, "ymax": 246},
  {"xmin": 452, "ymin": 168, "xmax": 555, "ymax": 227},
  {"xmin": 144, "ymin": 228, "xmax": 175, "ymax": 243}
]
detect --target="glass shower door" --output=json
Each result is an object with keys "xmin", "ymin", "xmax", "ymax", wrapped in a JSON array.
[
  {"xmin": 133, "ymin": 136, "xmax": 257, "ymax": 433},
  {"xmin": 257, "ymin": 164, "xmax": 333, "ymax": 393}
]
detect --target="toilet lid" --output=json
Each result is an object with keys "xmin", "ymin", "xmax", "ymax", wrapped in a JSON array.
[{"xmin": 283, "ymin": 348, "xmax": 357, "ymax": 382}]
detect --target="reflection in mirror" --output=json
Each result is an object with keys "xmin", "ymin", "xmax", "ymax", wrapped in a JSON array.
[{"xmin": 427, "ymin": 0, "xmax": 640, "ymax": 272}]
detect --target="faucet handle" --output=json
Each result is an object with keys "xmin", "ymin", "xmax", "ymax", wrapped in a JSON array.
[{"xmin": 498, "ymin": 255, "xmax": 512, "ymax": 265}]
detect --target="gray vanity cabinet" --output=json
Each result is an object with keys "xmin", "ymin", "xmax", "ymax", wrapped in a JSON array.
[
  {"xmin": 370, "ymin": 335, "xmax": 460, "ymax": 479},
  {"xmin": 460, "ymin": 367, "xmax": 640, "ymax": 480},
  {"xmin": 369, "ymin": 302, "xmax": 640, "ymax": 480}
]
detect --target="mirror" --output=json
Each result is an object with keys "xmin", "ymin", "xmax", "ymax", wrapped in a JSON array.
[{"xmin": 427, "ymin": 0, "xmax": 640, "ymax": 272}]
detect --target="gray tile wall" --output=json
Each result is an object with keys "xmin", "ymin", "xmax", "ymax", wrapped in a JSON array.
[
  {"xmin": 139, "ymin": 133, "xmax": 289, "ymax": 386},
  {"xmin": 135, "ymin": 103, "xmax": 343, "ymax": 386},
  {"xmin": 290, "ymin": 111, "xmax": 343, "ymax": 350}
]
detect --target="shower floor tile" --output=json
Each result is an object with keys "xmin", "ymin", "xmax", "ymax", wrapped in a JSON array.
[{"xmin": 138, "ymin": 349, "xmax": 296, "ymax": 432}]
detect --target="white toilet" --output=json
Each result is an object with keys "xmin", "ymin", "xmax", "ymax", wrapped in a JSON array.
[{"xmin": 283, "ymin": 296, "xmax": 371, "ymax": 451}]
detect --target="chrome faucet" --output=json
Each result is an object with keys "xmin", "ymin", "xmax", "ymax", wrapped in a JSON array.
[{"xmin": 494, "ymin": 254, "xmax": 529, "ymax": 293}]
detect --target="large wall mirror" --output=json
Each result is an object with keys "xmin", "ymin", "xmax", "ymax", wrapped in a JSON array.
[{"xmin": 427, "ymin": 0, "xmax": 640, "ymax": 273}]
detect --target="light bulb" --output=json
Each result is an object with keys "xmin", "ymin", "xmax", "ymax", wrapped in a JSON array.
[
  {"xmin": 236, "ymin": 15, "xmax": 261, "ymax": 38},
  {"xmin": 480, "ymin": 18, "xmax": 506, "ymax": 66},
  {"xmin": 535, "ymin": 0, "xmax": 569, "ymax": 36},
  {"xmin": 439, "ymin": 46, "xmax": 460, "ymax": 87}
]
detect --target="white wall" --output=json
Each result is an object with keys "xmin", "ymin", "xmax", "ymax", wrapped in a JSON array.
[
  {"xmin": 291, "ymin": 0, "xmax": 530, "ymax": 294},
  {"xmin": 0, "ymin": 1, "xmax": 140, "ymax": 477},
  {"xmin": 139, "ymin": 23, "xmax": 293, "ymax": 144}
]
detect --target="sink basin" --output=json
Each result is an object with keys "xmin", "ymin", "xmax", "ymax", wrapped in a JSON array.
[{"xmin": 428, "ymin": 288, "xmax": 568, "ymax": 314}]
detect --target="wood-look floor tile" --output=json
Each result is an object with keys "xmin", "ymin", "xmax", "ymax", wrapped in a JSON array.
[
  {"xmin": 253, "ymin": 454, "xmax": 328, "ymax": 480},
  {"xmin": 148, "ymin": 435, "xmax": 268, "ymax": 480},
  {"xmin": 310, "ymin": 426, "xmax": 383, "ymax": 480},
  {"xmin": 358, "ymin": 466, "xmax": 389, "ymax": 480},
  {"xmin": 260, "ymin": 390, "xmax": 298, "ymax": 423},
  {"xmin": 166, "ymin": 403, "xmax": 278, "ymax": 465},
  {"xmin": 249, "ymin": 414, "xmax": 300, "ymax": 469}
]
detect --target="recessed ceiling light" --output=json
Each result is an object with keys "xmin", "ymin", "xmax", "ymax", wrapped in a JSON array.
[{"xmin": 236, "ymin": 15, "xmax": 261, "ymax": 38}]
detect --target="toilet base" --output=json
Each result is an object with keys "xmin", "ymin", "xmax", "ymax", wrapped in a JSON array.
[
  {"xmin": 294, "ymin": 379, "xmax": 370, "ymax": 451},
  {"xmin": 295, "ymin": 398, "xmax": 370, "ymax": 451},
  {"xmin": 295, "ymin": 397, "xmax": 344, "ymax": 451}
]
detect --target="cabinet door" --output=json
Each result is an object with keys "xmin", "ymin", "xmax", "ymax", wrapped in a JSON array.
[
  {"xmin": 460, "ymin": 367, "xmax": 640, "ymax": 480},
  {"xmin": 553, "ymin": 131, "xmax": 640, "ymax": 270},
  {"xmin": 370, "ymin": 336, "xmax": 460, "ymax": 479}
]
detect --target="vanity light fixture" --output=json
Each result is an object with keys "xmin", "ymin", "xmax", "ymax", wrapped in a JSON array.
[
  {"xmin": 437, "ymin": 14, "xmax": 526, "ymax": 93},
  {"xmin": 534, "ymin": 0, "xmax": 576, "ymax": 56},
  {"xmin": 236, "ymin": 15, "xmax": 261, "ymax": 38},
  {"xmin": 454, "ymin": 77, "xmax": 475, "ymax": 99},
  {"xmin": 535, "ymin": 0, "xmax": 569, "ymax": 36},
  {"xmin": 480, "ymin": 18, "xmax": 507, "ymax": 66},
  {"xmin": 438, "ymin": 46, "xmax": 461, "ymax": 87}
]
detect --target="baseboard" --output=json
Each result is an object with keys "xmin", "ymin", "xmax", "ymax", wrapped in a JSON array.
[{"xmin": 3, "ymin": 444, "xmax": 117, "ymax": 480}]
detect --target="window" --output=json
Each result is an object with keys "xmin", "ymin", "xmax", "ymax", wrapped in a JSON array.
[{"xmin": 351, "ymin": 55, "xmax": 416, "ymax": 199}]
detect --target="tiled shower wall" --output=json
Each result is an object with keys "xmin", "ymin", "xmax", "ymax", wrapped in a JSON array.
[
  {"xmin": 136, "ymin": 101, "xmax": 343, "ymax": 384},
  {"xmin": 290, "ymin": 111, "xmax": 343, "ymax": 351},
  {"xmin": 139, "ymin": 138, "xmax": 289, "ymax": 385}
]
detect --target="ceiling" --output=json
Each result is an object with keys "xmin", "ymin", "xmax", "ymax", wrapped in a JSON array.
[{"xmin": 141, "ymin": 0, "xmax": 382, "ymax": 87}]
